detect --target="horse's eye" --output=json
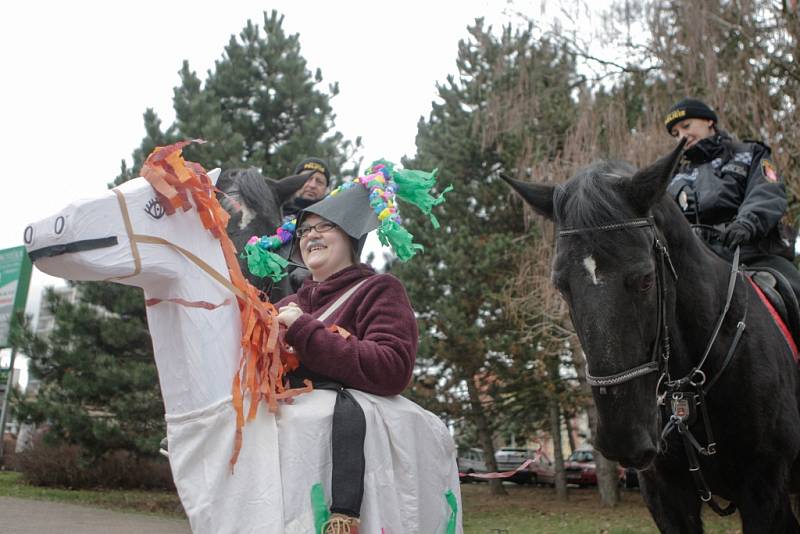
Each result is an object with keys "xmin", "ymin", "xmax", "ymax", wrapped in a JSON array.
[{"xmin": 639, "ymin": 272, "xmax": 655, "ymax": 292}]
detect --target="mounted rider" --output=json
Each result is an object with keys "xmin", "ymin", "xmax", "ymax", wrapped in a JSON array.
[
  {"xmin": 282, "ymin": 157, "xmax": 332, "ymax": 292},
  {"xmin": 664, "ymin": 98, "xmax": 800, "ymax": 298},
  {"xmin": 282, "ymin": 157, "xmax": 331, "ymax": 217}
]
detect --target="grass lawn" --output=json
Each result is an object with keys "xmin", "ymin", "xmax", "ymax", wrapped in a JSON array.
[
  {"xmin": 0, "ymin": 470, "xmax": 745, "ymax": 532},
  {"xmin": 460, "ymin": 482, "xmax": 743, "ymax": 534}
]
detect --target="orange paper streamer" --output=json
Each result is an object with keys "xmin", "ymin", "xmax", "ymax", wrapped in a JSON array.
[{"xmin": 140, "ymin": 141, "xmax": 304, "ymax": 470}]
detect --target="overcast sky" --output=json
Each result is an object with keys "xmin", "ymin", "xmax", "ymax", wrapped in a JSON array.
[
  {"xmin": 1, "ymin": 1, "xmax": 522, "ymax": 315},
  {"xmin": 1, "ymin": 1, "xmax": 613, "ymax": 322}
]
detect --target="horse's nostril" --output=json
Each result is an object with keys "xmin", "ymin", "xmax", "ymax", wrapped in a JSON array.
[
  {"xmin": 54, "ymin": 216, "xmax": 65, "ymax": 235},
  {"xmin": 23, "ymin": 226, "xmax": 34, "ymax": 245}
]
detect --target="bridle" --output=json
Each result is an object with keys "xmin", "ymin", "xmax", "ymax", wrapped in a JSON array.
[
  {"xmin": 558, "ymin": 215, "xmax": 746, "ymax": 516},
  {"xmin": 559, "ymin": 217, "xmax": 676, "ymax": 393}
]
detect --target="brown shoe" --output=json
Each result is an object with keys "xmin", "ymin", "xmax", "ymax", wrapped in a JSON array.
[{"xmin": 322, "ymin": 513, "xmax": 360, "ymax": 534}]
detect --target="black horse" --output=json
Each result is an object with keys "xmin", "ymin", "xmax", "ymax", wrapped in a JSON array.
[
  {"xmin": 216, "ymin": 168, "xmax": 309, "ymax": 303},
  {"xmin": 503, "ymin": 142, "xmax": 800, "ymax": 532}
]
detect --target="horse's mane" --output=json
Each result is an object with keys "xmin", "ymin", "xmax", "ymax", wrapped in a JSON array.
[
  {"xmin": 217, "ymin": 168, "xmax": 282, "ymax": 227},
  {"xmin": 554, "ymin": 160, "xmax": 639, "ymax": 229}
]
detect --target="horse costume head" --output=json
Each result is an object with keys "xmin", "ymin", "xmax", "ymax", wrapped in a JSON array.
[
  {"xmin": 25, "ymin": 143, "xmax": 306, "ymax": 467},
  {"xmin": 503, "ymin": 141, "xmax": 686, "ymax": 468},
  {"xmin": 27, "ymin": 168, "xmax": 223, "ymax": 284}
]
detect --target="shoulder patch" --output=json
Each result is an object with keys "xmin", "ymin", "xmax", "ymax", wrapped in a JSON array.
[{"xmin": 761, "ymin": 159, "xmax": 779, "ymax": 182}]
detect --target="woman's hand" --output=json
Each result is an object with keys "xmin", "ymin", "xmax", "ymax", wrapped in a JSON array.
[{"xmin": 277, "ymin": 302, "xmax": 303, "ymax": 328}]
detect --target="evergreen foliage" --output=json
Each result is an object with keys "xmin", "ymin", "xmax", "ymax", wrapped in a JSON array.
[{"xmin": 396, "ymin": 20, "xmax": 580, "ymax": 487}]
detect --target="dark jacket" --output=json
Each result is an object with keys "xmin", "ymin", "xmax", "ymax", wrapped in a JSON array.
[
  {"xmin": 666, "ymin": 132, "xmax": 793, "ymax": 260},
  {"xmin": 276, "ymin": 264, "xmax": 418, "ymax": 396}
]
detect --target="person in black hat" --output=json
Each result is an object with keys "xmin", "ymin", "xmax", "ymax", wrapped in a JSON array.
[
  {"xmin": 664, "ymin": 97, "xmax": 800, "ymax": 298},
  {"xmin": 275, "ymin": 186, "xmax": 418, "ymax": 533},
  {"xmin": 282, "ymin": 157, "xmax": 332, "ymax": 218}
]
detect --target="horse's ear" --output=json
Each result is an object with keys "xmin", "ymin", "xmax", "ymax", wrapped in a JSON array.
[
  {"xmin": 269, "ymin": 172, "xmax": 312, "ymax": 206},
  {"xmin": 207, "ymin": 168, "xmax": 221, "ymax": 186},
  {"xmin": 500, "ymin": 173, "xmax": 555, "ymax": 220},
  {"xmin": 626, "ymin": 138, "xmax": 687, "ymax": 211}
]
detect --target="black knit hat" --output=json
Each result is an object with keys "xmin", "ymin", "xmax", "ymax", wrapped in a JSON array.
[
  {"xmin": 664, "ymin": 98, "xmax": 718, "ymax": 134},
  {"xmin": 293, "ymin": 157, "xmax": 330, "ymax": 185}
]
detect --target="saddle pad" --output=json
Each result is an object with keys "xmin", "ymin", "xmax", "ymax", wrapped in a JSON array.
[{"xmin": 747, "ymin": 276, "xmax": 799, "ymax": 361}]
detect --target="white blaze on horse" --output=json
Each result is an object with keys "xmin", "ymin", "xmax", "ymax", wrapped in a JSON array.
[{"xmin": 24, "ymin": 157, "xmax": 462, "ymax": 533}]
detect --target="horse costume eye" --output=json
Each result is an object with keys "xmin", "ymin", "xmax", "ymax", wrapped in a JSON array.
[{"xmin": 145, "ymin": 198, "xmax": 165, "ymax": 220}]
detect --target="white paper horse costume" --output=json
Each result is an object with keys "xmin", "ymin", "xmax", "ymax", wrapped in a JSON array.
[{"xmin": 24, "ymin": 159, "xmax": 462, "ymax": 533}]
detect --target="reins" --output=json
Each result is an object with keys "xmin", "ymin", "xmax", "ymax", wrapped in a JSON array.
[{"xmin": 559, "ymin": 216, "xmax": 746, "ymax": 517}]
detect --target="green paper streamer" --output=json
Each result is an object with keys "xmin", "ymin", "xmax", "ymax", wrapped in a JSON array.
[
  {"xmin": 390, "ymin": 166, "xmax": 453, "ymax": 229},
  {"xmin": 377, "ymin": 219, "xmax": 423, "ymax": 261},
  {"xmin": 311, "ymin": 483, "xmax": 330, "ymax": 534},
  {"xmin": 240, "ymin": 243, "xmax": 289, "ymax": 282},
  {"xmin": 445, "ymin": 489, "xmax": 458, "ymax": 534}
]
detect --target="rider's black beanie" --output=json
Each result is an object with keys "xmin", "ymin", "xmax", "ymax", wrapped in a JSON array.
[
  {"xmin": 664, "ymin": 98, "xmax": 718, "ymax": 134},
  {"xmin": 293, "ymin": 157, "xmax": 330, "ymax": 185}
]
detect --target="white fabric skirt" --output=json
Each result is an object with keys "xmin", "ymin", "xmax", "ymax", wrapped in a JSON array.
[{"xmin": 166, "ymin": 390, "xmax": 463, "ymax": 533}]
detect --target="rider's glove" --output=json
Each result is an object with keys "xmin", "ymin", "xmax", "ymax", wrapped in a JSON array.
[{"xmin": 721, "ymin": 221, "xmax": 754, "ymax": 250}]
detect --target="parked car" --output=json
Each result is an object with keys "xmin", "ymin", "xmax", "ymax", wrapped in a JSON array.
[
  {"xmin": 456, "ymin": 447, "xmax": 487, "ymax": 482},
  {"xmin": 528, "ymin": 451, "xmax": 556, "ymax": 486},
  {"xmin": 495, "ymin": 447, "xmax": 538, "ymax": 484},
  {"xmin": 564, "ymin": 448, "xmax": 597, "ymax": 487},
  {"xmin": 564, "ymin": 447, "xmax": 632, "ymax": 488}
]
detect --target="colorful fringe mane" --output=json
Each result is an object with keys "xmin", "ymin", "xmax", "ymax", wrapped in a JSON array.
[{"xmin": 140, "ymin": 140, "xmax": 311, "ymax": 470}]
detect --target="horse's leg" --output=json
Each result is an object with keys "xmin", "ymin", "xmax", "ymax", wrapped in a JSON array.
[
  {"xmin": 737, "ymin": 463, "xmax": 800, "ymax": 534},
  {"xmin": 639, "ymin": 464, "xmax": 703, "ymax": 533}
]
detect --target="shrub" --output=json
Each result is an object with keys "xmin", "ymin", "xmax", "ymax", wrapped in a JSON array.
[{"xmin": 14, "ymin": 437, "xmax": 174, "ymax": 490}]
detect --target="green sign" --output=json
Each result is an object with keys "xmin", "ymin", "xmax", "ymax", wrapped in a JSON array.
[{"xmin": 0, "ymin": 246, "xmax": 33, "ymax": 348}]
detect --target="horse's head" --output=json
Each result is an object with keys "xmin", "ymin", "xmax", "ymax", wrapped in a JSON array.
[
  {"xmin": 503, "ymin": 142, "xmax": 685, "ymax": 469},
  {"xmin": 216, "ymin": 168, "xmax": 310, "ymax": 246},
  {"xmin": 25, "ymin": 169, "xmax": 225, "ymax": 290}
]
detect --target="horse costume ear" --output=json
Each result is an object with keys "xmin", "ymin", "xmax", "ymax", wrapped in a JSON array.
[
  {"xmin": 207, "ymin": 168, "xmax": 221, "ymax": 186},
  {"xmin": 270, "ymin": 172, "xmax": 315, "ymax": 206},
  {"xmin": 500, "ymin": 173, "xmax": 555, "ymax": 220},
  {"xmin": 626, "ymin": 138, "xmax": 687, "ymax": 212}
]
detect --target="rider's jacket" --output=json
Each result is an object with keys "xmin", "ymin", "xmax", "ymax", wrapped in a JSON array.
[{"xmin": 666, "ymin": 132, "xmax": 794, "ymax": 260}]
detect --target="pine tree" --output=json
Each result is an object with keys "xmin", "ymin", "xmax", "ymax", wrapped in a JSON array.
[
  {"xmin": 395, "ymin": 20, "xmax": 579, "ymax": 495},
  {"xmin": 16, "ymin": 285, "xmax": 161, "ymax": 459}
]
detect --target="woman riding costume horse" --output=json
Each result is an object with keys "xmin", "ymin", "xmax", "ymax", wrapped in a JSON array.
[
  {"xmin": 503, "ymin": 140, "xmax": 800, "ymax": 532},
  {"xmin": 24, "ymin": 142, "xmax": 462, "ymax": 534}
]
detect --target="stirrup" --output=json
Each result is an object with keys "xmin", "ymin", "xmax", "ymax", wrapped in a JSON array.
[{"xmin": 322, "ymin": 513, "xmax": 360, "ymax": 534}]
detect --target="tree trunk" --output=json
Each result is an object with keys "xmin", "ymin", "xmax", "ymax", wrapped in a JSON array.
[
  {"xmin": 549, "ymin": 398, "xmax": 568, "ymax": 500},
  {"xmin": 563, "ymin": 409, "xmax": 576, "ymax": 455},
  {"xmin": 466, "ymin": 375, "xmax": 506, "ymax": 496},
  {"xmin": 595, "ymin": 450, "xmax": 620, "ymax": 506},
  {"xmin": 571, "ymin": 338, "xmax": 619, "ymax": 506}
]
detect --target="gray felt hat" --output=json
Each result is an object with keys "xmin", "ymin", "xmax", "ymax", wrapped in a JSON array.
[{"xmin": 288, "ymin": 186, "xmax": 379, "ymax": 266}]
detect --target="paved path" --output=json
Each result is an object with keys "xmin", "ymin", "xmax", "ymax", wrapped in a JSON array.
[{"xmin": 0, "ymin": 496, "xmax": 191, "ymax": 533}]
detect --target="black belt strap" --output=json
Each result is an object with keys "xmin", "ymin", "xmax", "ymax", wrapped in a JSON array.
[{"xmin": 289, "ymin": 376, "xmax": 366, "ymax": 517}]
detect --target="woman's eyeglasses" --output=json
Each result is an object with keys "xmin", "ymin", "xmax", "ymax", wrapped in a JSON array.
[{"xmin": 296, "ymin": 221, "xmax": 338, "ymax": 238}]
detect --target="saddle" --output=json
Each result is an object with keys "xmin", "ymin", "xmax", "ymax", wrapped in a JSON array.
[{"xmin": 746, "ymin": 266, "xmax": 800, "ymax": 357}]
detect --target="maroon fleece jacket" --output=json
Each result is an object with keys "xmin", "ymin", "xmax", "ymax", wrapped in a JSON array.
[{"xmin": 276, "ymin": 264, "xmax": 418, "ymax": 395}]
